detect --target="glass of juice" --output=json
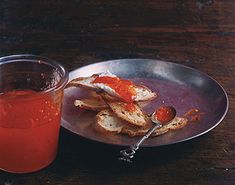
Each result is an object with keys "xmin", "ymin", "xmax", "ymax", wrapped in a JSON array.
[{"xmin": 0, "ymin": 54, "xmax": 68, "ymax": 173}]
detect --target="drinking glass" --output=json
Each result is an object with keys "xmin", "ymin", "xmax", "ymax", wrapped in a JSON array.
[{"xmin": 0, "ymin": 54, "xmax": 68, "ymax": 173}]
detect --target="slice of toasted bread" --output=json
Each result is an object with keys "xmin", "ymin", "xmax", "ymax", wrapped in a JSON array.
[
  {"xmin": 95, "ymin": 109, "xmax": 124, "ymax": 134},
  {"xmin": 122, "ymin": 116, "xmax": 188, "ymax": 137},
  {"xmin": 67, "ymin": 74, "xmax": 157, "ymax": 102},
  {"xmin": 95, "ymin": 109, "xmax": 188, "ymax": 137},
  {"xmin": 97, "ymin": 84, "xmax": 157, "ymax": 102},
  {"xmin": 107, "ymin": 102, "xmax": 147, "ymax": 127},
  {"xmin": 66, "ymin": 74, "xmax": 99, "ymax": 90},
  {"xmin": 121, "ymin": 117, "xmax": 168, "ymax": 137},
  {"xmin": 164, "ymin": 117, "xmax": 188, "ymax": 131},
  {"xmin": 134, "ymin": 85, "xmax": 157, "ymax": 102},
  {"xmin": 99, "ymin": 84, "xmax": 157, "ymax": 102},
  {"xmin": 74, "ymin": 98, "xmax": 108, "ymax": 111}
]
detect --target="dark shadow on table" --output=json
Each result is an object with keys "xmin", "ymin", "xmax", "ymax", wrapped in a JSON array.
[{"xmin": 52, "ymin": 127, "xmax": 209, "ymax": 174}]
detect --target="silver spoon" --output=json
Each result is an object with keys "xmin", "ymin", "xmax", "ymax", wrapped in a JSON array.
[{"xmin": 119, "ymin": 106, "xmax": 176, "ymax": 163}]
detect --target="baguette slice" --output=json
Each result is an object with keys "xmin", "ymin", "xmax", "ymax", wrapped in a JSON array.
[
  {"xmin": 134, "ymin": 85, "xmax": 157, "ymax": 102},
  {"xmin": 123, "ymin": 116, "xmax": 188, "ymax": 137},
  {"xmin": 96, "ymin": 109, "xmax": 188, "ymax": 137},
  {"xmin": 67, "ymin": 74, "xmax": 157, "ymax": 102},
  {"xmin": 66, "ymin": 74, "xmax": 99, "ymax": 90},
  {"xmin": 107, "ymin": 102, "xmax": 147, "ymax": 127},
  {"xmin": 95, "ymin": 109, "xmax": 125, "ymax": 134},
  {"xmin": 74, "ymin": 98, "xmax": 108, "ymax": 111}
]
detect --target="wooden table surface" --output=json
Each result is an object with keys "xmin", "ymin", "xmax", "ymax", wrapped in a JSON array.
[{"xmin": 0, "ymin": 1, "xmax": 234, "ymax": 184}]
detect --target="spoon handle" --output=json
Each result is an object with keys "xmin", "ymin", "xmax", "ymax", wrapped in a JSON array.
[{"xmin": 119, "ymin": 122, "xmax": 162, "ymax": 163}]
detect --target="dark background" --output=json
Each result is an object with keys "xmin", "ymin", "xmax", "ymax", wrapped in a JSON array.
[{"xmin": 0, "ymin": 1, "xmax": 234, "ymax": 185}]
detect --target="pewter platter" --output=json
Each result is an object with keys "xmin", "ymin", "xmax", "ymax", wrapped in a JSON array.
[{"xmin": 61, "ymin": 59, "xmax": 228, "ymax": 147}]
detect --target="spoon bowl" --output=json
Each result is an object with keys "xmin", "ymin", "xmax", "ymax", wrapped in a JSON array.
[{"xmin": 151, "ymin": 106, "xmax": 176, "ymax": 124}]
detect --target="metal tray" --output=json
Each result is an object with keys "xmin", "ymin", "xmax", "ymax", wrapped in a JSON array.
[{"xmin": 61, "ymin": 59, "xmax": 229, "ymax": 147}]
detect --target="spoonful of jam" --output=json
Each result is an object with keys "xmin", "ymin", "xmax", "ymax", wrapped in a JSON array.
[{"xmin": 119, "ymin": 106, "xmax": 176, "ymax": 163}]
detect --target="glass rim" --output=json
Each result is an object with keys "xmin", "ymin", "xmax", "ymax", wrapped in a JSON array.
[{"xmin": 0, "ymin": 54, "xmax": 69, "ymax": 96}]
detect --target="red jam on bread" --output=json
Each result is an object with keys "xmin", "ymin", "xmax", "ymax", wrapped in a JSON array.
[{"xmin": 92, "ymin": 76, "xmax": 136, "ymax": 103}]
